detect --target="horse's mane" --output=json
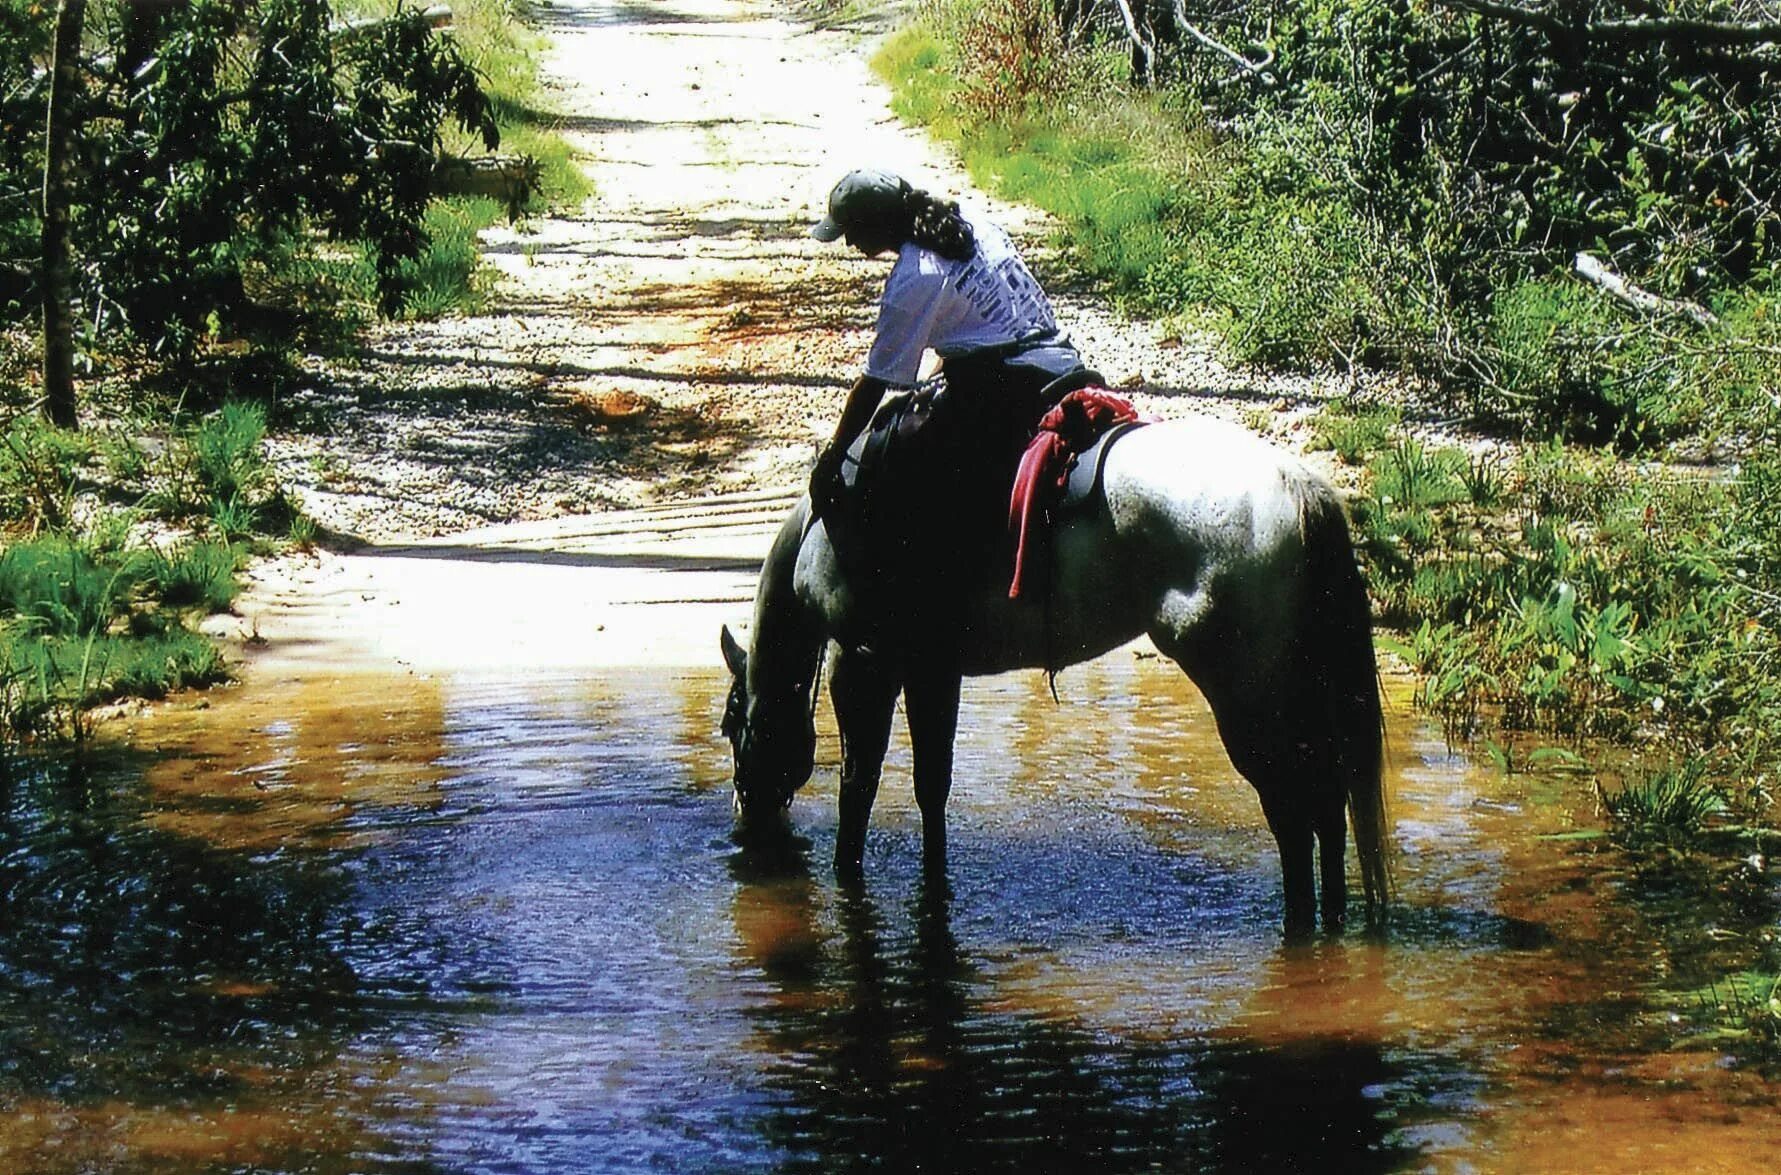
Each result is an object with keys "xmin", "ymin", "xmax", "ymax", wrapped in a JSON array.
[{"xmin": 747, "ymin": 497, "xmax": 827, "ymax": 705}]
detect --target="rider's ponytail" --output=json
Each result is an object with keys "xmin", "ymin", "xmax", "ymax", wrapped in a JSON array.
[{"xmin": 902, "ymin": 186, "xmax": 976, "ymax": 262}]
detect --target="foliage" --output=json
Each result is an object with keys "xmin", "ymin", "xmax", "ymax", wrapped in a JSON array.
[
  {"xmin": 146, "ymin": 540, "xmax": 242, "ymax": 612},
  {"xmin": 0, "ymin": 413, "xmax": 95, "ymax": 532},
  {"xmin": 142, "ymin": 401, "xmax": 275, "ymax": 532},
  {"xmin": 0, "ymin": 391, "xmax": 300, "ymax": 743},
  {"xmin": 888, "ymin": 0, "xmax": 1781, "ymax": 441},
  {"xmin": 1306, "ymin": 403, "xmax": 1400, "ymax": 465},
  {"xmin": 1, "ymin": 0, "xmax": 500, "ymax": 360},
  {"xmin": 1600, "ymin": 758, "xmax": 1724, "ymax": 844},
  {"xmin": 0, "ymin": 536, "xmax": 132, "ymax": 639},
  {"xmin": 1354, "ymin": 412, "xmax": 1781, "ymax": 821}
]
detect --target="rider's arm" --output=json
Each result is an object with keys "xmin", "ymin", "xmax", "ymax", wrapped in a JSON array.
[
  {"xmin": 811, "ymin": 373, "xmax": 888, "ymax": 507},
  {"xmin": 829, "ymin": 374, "xmax": 890, "ymax": 450}
]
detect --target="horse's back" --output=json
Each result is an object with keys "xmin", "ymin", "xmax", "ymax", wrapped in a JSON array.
[
  {"xmin": 1101, "ymin": 416, "xmax": 1331, "ymax": 552},
  {"xmin": 1094, "ymin": 416, "xmax": 1345, "ymax": 684}
]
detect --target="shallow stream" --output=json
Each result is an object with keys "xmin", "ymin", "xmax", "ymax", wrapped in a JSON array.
[{"xmin": 2, "ymin": 657, "xmax": 1777, "ymax": 1172}]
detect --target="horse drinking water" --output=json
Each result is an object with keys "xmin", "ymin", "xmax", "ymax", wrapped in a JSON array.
[{"xmin": 719, "ymin": 415, "xmax": 1389, "ymax": 934}]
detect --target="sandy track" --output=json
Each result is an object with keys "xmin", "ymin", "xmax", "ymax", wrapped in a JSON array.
[{"xmin": 227, "ymin": 0, "xmax": 1343, "ymax": 678}]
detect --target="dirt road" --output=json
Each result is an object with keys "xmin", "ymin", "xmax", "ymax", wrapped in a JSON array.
[{"xmin": 226, "ymin": 0, "xmax": 1336, "ymax": 679}]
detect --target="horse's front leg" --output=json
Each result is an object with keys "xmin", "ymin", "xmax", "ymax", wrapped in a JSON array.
[
  {"xmin": 905, "ymin": 664, "xmax": 961, "ymax": 876},
  {"xmin": 830, "ymin": 648, "xmax": 900, "ymax": 879}
]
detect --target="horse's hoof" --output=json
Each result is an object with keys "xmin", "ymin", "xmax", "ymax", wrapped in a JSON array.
[{"xmin": 1282, "ymin": 917, "xmax": 1317, "ymax": 945}]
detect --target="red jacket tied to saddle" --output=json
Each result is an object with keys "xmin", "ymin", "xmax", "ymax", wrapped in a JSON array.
[{"xmin": 1006, "ymin": 387, "xmax": 1145, "ymax": 600}]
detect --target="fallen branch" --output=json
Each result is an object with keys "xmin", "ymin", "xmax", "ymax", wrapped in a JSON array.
[
  {"xmin": 433, "ymin": 153, "xmax": 541, "ymax": 217},
  {"xmin": 333, "ymin": 4, "xmax": 454, "ymax": 43},
  {"xmin": 1439, "ymin": 0, "xmax": 1781, "ymax": 48},
  {"xmin": 1573, "ymin": 251, "xmax": 1718, "ymax": 329}
]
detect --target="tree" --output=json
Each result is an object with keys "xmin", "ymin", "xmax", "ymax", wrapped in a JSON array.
[
  {"xmin": 40, "ymin": 0, "xmax": 83, "ymax": 428},
  {"xmin": 8, "ymin": 0, "xmax": 501, "ymax": 426}
]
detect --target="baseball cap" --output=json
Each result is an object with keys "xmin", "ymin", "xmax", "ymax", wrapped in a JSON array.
[{"xmin": 811, "ymin": 169, "xmax": 906, "ymax": 242}]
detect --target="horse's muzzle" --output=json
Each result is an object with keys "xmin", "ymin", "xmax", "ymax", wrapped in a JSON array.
[{"xmin": 732, "ymin": 786, "xmax": 794, "ymax": 820}]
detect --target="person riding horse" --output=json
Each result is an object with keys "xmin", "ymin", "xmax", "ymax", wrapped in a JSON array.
[{"xmin": 808, "ymin": 169, "xmax": 1085, "ymax": 648}]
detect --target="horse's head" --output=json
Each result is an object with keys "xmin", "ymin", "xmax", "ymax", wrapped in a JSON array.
[{"xmin": 721, "ymin": 625, "xmax": 816, "ymax": 818}]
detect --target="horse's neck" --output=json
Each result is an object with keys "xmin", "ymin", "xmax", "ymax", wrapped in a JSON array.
[{"xmin": 749, "ymin": 502, "xmax": 825, "ymax": 702}]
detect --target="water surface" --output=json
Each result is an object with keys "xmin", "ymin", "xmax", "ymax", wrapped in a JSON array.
[{"xmin": 2, "ymin": 658, "xmax": 1777, "ymax": 1172}]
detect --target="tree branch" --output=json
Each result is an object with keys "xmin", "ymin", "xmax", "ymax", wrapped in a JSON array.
[
  {"xmin": 1108, "ymin": 0, "xmax": 1155, "ymax": 86},
  {"xmin": 1574, "ymin": 251, "xmax": 1718, "ymax": 329},
  {"xmin": 1439, "ymin": 0, "xmax": 1781, "ymax": 48},
  {"xmin": 1171, "ymin": 0, "xmax": 1277, "ymax": 87},
  {"xmin": 332, "ymin": 4, "xmax": 454, "ymax": 44}
]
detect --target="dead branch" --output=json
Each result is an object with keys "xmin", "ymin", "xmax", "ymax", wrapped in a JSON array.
[
  {"xmin": 333, "ymin": 4, "xmax": 454, "ymax": 43},
  {"xmin": 1108, "ymin": 0, "xmax": 1156, "ymax": 86},
  {"xmin": 1439, "ymin": 0, "xmax": 1781, "ymax": 48},
  {"xmin": 1574, "ymin": 251, "xmax": 1718, "ymax": 329},
  {"xmin": 433, "ymin": 153, "xmax": 541, "ymax": 218},
  {"xmin": 1169, "ymin": 1, "xmax": 1276, "ymax": 86}
]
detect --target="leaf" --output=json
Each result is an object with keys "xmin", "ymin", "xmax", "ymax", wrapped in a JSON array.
[{"xmin": 1528, "ymin": 746, "xmax": 1589, "ymax": 772}]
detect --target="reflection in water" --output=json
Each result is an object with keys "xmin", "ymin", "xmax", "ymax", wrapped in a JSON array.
[
  {"xmin": 0, "ymin": 746, "xmax": 391, "ymax": 1169},
  {"xmin": 0, "ymin": 660, "xmax": 1776, "ymax": 1172},
  {"xmin": 730, "ymin": 836, "xmax": 1454, "ymax": 1174}
]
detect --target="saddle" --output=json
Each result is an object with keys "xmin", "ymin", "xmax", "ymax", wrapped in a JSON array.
[
  {"xmin": 1006, "ymin": 384, "xmax": 1149, "ymax": 599},
  {"xmin": 818, "ymin": 366, "xmax": 1142, "ymax": 629}
]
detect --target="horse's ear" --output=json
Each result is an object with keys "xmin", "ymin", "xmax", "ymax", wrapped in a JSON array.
[{"xmin": 720, "ymin": 625, "xmax": 747, "ymax": 677}]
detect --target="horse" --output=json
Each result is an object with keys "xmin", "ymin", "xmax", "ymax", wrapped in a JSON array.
[{"xmin": 719, "ymin": 414, "xmax": 1389, "ymax": 935}]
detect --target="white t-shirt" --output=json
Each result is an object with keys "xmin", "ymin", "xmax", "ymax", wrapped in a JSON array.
[{"xmin": 864, "ymin": 209, "xmax": 1059, "ymax": 386}]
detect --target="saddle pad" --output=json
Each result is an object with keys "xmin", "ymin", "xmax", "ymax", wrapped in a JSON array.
[{"xmin": 1059, "ymin": 420, "xmax": 1146, "ymax": 513}]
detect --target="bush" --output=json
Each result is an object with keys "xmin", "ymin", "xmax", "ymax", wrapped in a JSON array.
[{"xmin": 889, "ymin": 1, "xmax": 1781, "ymax": 440}]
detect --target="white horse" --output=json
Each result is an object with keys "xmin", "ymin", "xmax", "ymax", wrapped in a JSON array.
[{"xmin": 720, "ymin": 416, "xmax": 1389, "ymax": 934}]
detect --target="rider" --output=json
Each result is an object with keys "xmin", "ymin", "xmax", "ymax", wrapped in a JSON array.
[{"xmin": 807, "ymin": 168, "xmax": 1085, "ymax": 623}]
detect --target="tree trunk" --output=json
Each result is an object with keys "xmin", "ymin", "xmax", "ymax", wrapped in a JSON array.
[{"xmin": 41, "ymin": 0, "xmax": 86, "ymax": 430}]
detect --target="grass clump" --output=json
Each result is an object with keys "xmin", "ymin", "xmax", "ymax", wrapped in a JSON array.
[
  {"xmin": 1600, "ymin": 759, "xmax": 1724, "ymax": 845},
  {"xmin": 0, "ymin": 396, "xmax": 299, "ymax": 745}
]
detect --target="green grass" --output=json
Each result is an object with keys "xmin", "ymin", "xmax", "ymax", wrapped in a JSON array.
[
  {"xmin": 1600, "ymin": 760, "xmax": 1725, "ymax": 844},
  {"xmin": 0, "ymin": 538, "xmax": 132, "ymax": 639},
  {"xmin": 0, "ymin": 397, "xmax": 303, "ymax": 743},
  {"xmin": 872, "ymin": 20, "xmax": 1406, "ymax": 369},
  {"xmin": 397, "ymin": 198, "xmax": 503, "ymax": 319},
  {"xmin": 1, "ymin": 628, "xmax": 228, "ymax": 738},
  {"xmin": 147, "ymin": 541, "xmax": 242, "ymax": 613}
]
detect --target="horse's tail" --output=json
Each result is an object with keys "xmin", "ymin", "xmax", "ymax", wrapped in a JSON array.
[{"xmin": 1300, "ymin": 485, "xmax": 1392, "ymax": 922}]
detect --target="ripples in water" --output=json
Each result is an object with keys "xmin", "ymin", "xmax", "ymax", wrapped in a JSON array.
[{"xmin": 1, "ymin": 660, "xmax": 1777, "ymax": 1171}]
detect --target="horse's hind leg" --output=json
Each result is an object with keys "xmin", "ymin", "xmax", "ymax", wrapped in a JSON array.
[
  {"xmin": 1255, "ymin": 784, "xmax": 1318, "ymax": 938},
  {"xmin": 1317, "ymin": 791, "xmax": 1348, "ymax": 930},
  {"xmin": 904, "ymin": 664, "xmax": 961, "ymax": 875},
  {"xmin": 830, "ymin": 648, "xmax": 900, "ymax": 878}
]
